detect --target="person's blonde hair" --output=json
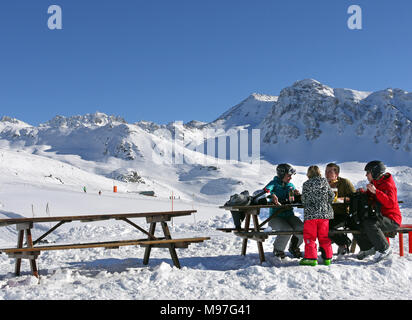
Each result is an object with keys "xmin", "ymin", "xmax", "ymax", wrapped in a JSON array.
[{"xmin": 307, "ymin": 165, "xmax": 321, "ymax": 178}]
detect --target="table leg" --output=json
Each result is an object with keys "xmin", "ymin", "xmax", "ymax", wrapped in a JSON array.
[
  {"xmin": 241, "ymin": 214, "xmax": 251, "ymax": 256},
  {"xmin": 161, "ymin": 221, "xmax": 181, "ymax": 269},
  {"xmin": 25, "ymin": 228, "xmax": 39, "ymax": 278},
  {"xmin": 14, "ymin": 230, "xmax": 24, "ymax": 276},
  {"xmin": 14, "ymin": 223, "xmax": 39, "ymax": 278},
  {"xmin": 252, "ymin": 214, "xmax": 265, "ymax": 263},
  {"xmin": 143, "ymin": 222, "xmax": 156, "ymax": 265},
  {"xmin": 350, "ymin": 239, "xmax": 357, "ymax": 253}
]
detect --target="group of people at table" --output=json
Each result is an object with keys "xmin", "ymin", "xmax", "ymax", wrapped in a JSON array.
[{"xmin": 262, "ymin": 161, "xmax": 402, "ymax": 266}]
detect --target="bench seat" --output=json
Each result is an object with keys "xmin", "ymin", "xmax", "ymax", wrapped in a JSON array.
[
  {"xmin": 219, "ymin": 226, "xmax": 412, "ymax": 259},
  {"xmin": 233, "ymin": 227, "xmax": 412, "ymax": 239},
  {"xmin": 0, "ymin": 237, "xmax": 211, "ymax": 255}
]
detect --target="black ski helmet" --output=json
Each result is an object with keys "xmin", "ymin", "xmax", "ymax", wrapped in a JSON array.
[
  {"xmin": 276, "ymin": 163, "xmax": 296, "ymax": 179},
  {"xmin": 364, "ymin": 161, "xmax": 386, "ymax": 180}
]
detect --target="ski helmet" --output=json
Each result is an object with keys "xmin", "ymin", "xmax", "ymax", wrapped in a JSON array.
[
  {"xmin": 276, "ymin": 163, "xmax": 296, "ymax": 179},
  {"xmin": 364, "ymin": 161, "xmax": 386, "ymax": 180}
]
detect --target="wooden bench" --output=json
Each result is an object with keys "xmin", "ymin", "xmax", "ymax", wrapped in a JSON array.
[
  {"xmin": 219, "ymin": 204, "xmax": 412, "ymax": 263},
  {"xmin": 0, "ymin": 211, "xmax": 210, "ymax": 277},
  {"xmin": 0, "ymin": 237, "xmax": 210, "ymax": 253}
]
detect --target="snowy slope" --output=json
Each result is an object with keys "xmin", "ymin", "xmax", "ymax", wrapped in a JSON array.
[
  {"xmin": 0, "ymin": 160, "xmax": 411, "ymax": 300},
  {"xmin": 0, "ymin": 124, "xmax": 411, "ymax": 301}
]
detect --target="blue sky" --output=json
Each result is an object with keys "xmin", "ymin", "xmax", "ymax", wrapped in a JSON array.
[{"xmin": 0, "ymin": 0, "xmax": 411, "ymax": 125}]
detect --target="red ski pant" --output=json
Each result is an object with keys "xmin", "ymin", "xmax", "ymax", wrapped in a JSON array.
[{"xmin": 303, "ymin": 219, "xmax": 332, "ymax": 260}]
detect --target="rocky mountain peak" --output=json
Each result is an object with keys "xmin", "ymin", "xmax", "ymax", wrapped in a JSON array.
[
  {"xmin": 0, "ymin": 116, "xmax": 31, "ymax": 127},
  {"xmin": 211, "ymin": 93, "xmax": 277, "ymax": 130},
  {"xmin": 258, "ymin": 80, "xmax": 412, "ymax": 164},
  {"xmin": 40, "ymin": 112, "xmax": 126, "ymax": 130}
]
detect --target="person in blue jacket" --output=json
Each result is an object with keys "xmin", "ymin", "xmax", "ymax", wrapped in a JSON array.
[{"xmin": 265, "ymin": 164, "xmax": 304, "ymax": 259}]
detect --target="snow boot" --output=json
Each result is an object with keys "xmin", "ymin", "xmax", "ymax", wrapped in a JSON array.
[
  {"xmin": 373, "ymin": 247, "xmax": 392, "ymax": 262},
  {"xmin": 337, "ymin": 244, "xmax": 349, "ymax": 255},
  {"xmin": 299, "ymin": 258, "xmax": 317, "ymax": 266},
  {"xmin": 273, "ymin": 248, "xmax": 286, "ymax": 259},
  {"xmin": 337, "ymin": 238, "xmax": 352, "ymax": 256},
  {"xmin": 288, "ymin": 236, "xmax": 302, "ymax": 258},
  {"xmin": 289, "ymin": 247, "xmax": 302, "ymax": 259},
  {"xmin": 322, "ymin": 259, "xmax": 332, "ymax": 266},
  {"xmin": 357, "ymin": 247, "xmax": 376, "ymax": 260},
  {"xmin": 318, "ymin": 248, "xmax": 332, "ymax": 265}
]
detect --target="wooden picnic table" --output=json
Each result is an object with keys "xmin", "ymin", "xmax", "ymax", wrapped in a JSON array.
[
  {"xmin": 219, "ymin": 203, "xmax": 309, "ymax": 263},
  {"xmin": 0, "ymin": 210, "xmax": 210, "ymax": 277},
  {"xmin": 219, "ymin": 202, "xmax": 411, "ymax": 263}
]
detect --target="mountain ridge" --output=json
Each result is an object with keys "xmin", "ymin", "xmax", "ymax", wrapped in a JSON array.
[{"xmin": 1, "ymin": 79, "xmax": 412, "ymax": 166}]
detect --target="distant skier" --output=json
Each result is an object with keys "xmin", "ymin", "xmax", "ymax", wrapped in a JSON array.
[
  {"xmin": 98, "ymin": 190, "xmax": 102, "ymax": 196},
  {"xmin": 83, "ymin": 186, "xmax": 87, "ymax": 193}
]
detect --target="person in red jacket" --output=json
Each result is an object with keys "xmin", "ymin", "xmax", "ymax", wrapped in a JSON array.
[{"xmin": 354, "ymin": 161, "xmax": 402, "ymax": 262}]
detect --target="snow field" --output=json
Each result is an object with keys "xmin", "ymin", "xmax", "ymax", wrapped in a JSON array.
[
  {"xmin": 0, "ymin": 150, "xmax": 412, "ymax": 300},
  {"xmin": 0, "ymin": 210, "xmax": 411, "ymax": 300}
]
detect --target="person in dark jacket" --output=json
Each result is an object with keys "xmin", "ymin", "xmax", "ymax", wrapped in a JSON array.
[
  {"xmin": 325, "ymin": 163, "xmax": 356, "ymax": 255},
  {"xmin": 300, "ymin": 165, "xmax": 335, "ymax": 266},
  {"xmin": 265, "ymin": 164, "xmax": 303, "ymax": 259},
  {"xmin": 354, "ymin": 161, "xmax": 402, "ymax": 262}
]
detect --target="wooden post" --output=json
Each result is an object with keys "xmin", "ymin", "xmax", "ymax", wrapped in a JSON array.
[
  {"xmin": 14, "ymin": 222, "xmax": 38, "ymax": 278},
  {"xmin": 161, "ymin": 221, "xmax": 180, "ymax": 269},
  {"xmin": 399, "ymin": 233, "xmax": 404, "ymax": 257},
  {"xmin": 171, "ymin": 191, "xmax": 174, "ymax": 227},
  {"xmin": 143, "ymin": 222, "xmax": 157, "ymax": 265},
  {"xmin": 14, "ymin": 230, "xmax": 24, "ymax": 276},
  {"xmin": 409, "ymin": 232, "xmax": 412, "ymax": 254},
  {"xmin": 25, "ymin": 228, "xmax": 39, "ymax": 278},
  {"xmin": 252, "ymin": 210, "xmax": 265, "ymax": 263},
  {"xmin": 350, "ymin": 239, "xmax": 357, "ymax": 253},
  {"xmin": 241, "ymin": 214, "xmax": 251, "ymax": 256},
  {"xmin": 171, "ymin": 191, "xmax": 174, "ymax": 212}
]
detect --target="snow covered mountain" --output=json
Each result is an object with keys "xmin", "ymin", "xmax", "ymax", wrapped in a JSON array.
[
  {"xmin": 208, "ymin": 93, "xmax": 278, "ymax": 130},
  {"xmin": 2, "ymin": 79, "xmax": 412, "ymax": 167},
  {"xmin": 0, "ymin": 113, "xmax": 143, "ymax": 161},
  {"xmin": 0, "ymin": 112, "xmax": 268, "ymax": 203},
  {"xmin": 259, "ymin": 79, "xmax": 412, "ymax": 165}
]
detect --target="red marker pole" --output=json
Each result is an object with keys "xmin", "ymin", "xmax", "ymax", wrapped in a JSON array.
[{"xmin": 399, "ymin": 233, "xmax": 404, "ymax": 257}]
